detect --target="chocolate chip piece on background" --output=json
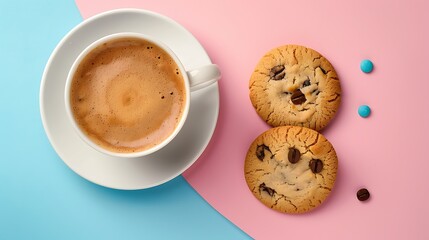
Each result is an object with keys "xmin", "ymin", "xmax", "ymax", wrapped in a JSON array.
[{"xmin": 357, "ymin": 188, "xmax": 370, "ymax": 201}]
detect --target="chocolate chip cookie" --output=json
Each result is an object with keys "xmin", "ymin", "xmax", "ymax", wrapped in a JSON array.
[
  {"xmin": 249, "ymin": 45, "xmax": 341, "ymax": 131},
  {"xmin": 244, "ymin": 126, "xmax": 338, "ymax": 214}
]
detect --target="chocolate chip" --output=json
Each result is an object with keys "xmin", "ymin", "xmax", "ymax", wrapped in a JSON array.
[
  {"xmin": 256, "ymin": 144, "xmax": 271, "ymax": 161},
  {"xmin": 357, "ymin": 188, "xmax": 370, "ymax": 201},
  {"xmin": 288, "ymin": 148, "xmax": 300, "ymax": 164},
  {"xmin": 270, "ymin": 65, "xmax": 285, "ymax": 80},
  {"xmin": 291, "ymin": 89, "xmax": 306, "ymax": 105},
  {"xmin": 259, "ymin": 183, "xmax": 276, "ymax": 197},
  {"xmin": 309, "ymin": 159, "xmax": 323, "ymax": 173},
  {"xmin": 302, "ymin": 79, "xmax": 311, "ymax": 87}
]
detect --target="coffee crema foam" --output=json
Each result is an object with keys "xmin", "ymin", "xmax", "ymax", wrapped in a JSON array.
[{"xmin": 70, "ymin": 37, "xmax": 186, "ymax": 153}]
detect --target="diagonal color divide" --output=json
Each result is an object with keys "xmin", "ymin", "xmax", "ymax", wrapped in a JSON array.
[{"xmin": 75, "ymin": 0, "xmax": 429, "ymax": 239}]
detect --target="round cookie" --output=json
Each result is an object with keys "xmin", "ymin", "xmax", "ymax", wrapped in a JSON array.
[
  {"xmin": 249, "ymin": 45, "xmax": 341, "ymax": 131},
  {"xmin": 244, "ymin": 126, "xmax": 338, "ymax": 214}
]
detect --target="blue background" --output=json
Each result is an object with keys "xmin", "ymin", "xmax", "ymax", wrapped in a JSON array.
[{"xmin": 0, "ymin": 1, "xmax": 250, "ymax": 239}]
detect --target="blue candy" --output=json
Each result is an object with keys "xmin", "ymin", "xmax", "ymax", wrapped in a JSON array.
[
  {"xmin": 360, "ymin": 59, "xmax": 374, "ymax": 73},
  {"xmin": 358, "ymin": 105, "xmax": 371, "ymax": 118}
]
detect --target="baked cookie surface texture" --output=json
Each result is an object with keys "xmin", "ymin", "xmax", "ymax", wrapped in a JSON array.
[
  {"xmin": 249, "ymin": 45, "xmax": 341, "ymax": 131},
  {"xmin": 244, "ymin": 126, "xmax": 338, "ymax": 214}
]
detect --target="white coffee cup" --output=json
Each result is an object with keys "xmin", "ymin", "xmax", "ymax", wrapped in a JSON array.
[{"xmin": 64, "ymin": 32, "xmax": 221, "ymax": 158}]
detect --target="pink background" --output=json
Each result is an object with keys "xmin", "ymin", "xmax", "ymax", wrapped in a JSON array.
[{"xmin": 76, "ymin": 1, "xmax": 429, "ymax": 239}]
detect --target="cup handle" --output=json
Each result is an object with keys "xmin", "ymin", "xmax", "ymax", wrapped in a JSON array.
[{"xmin": 187, "ymin": 64, "xmax": 221, "ymax": 91}]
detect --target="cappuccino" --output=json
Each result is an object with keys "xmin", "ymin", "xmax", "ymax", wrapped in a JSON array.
[{"xmin": 69, "ymin": 37, "xmax": 186, "ymax": 153}]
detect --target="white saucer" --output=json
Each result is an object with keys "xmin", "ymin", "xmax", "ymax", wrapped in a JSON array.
[{"xmin": 39, "ymin": 9, "xmax": 219, "ymax": 190}]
